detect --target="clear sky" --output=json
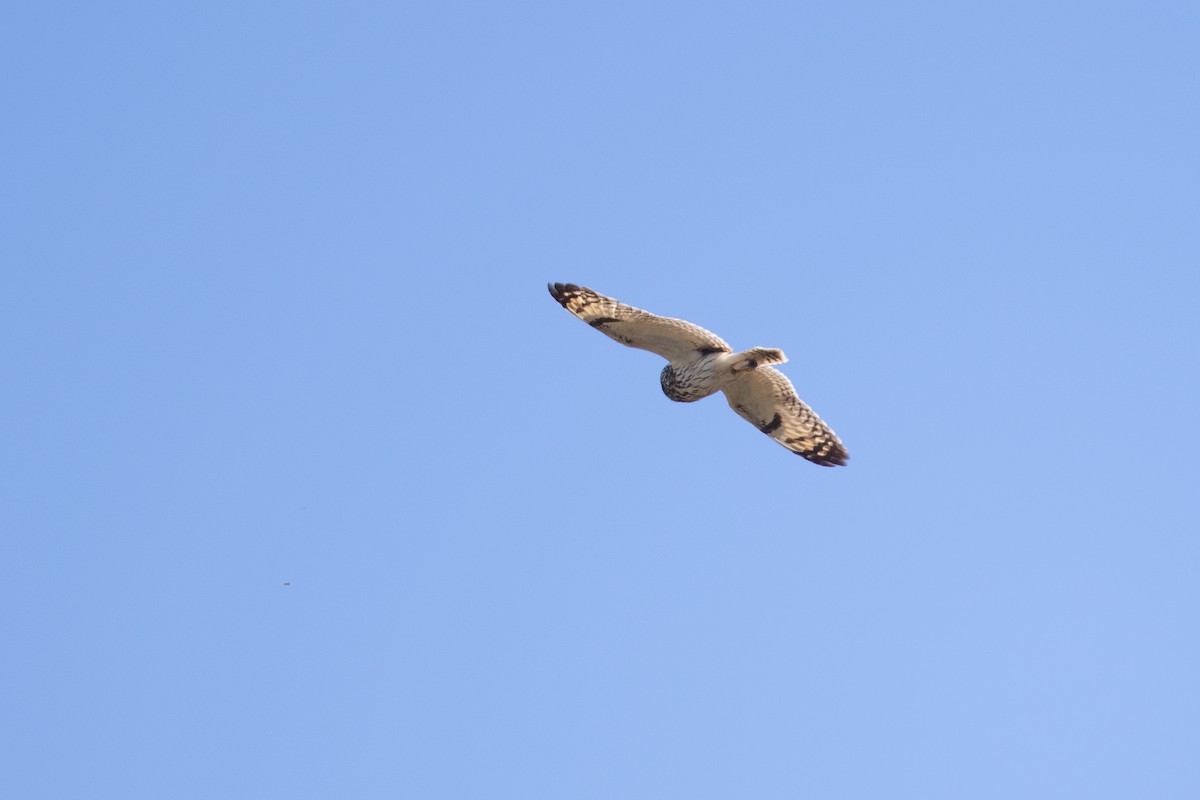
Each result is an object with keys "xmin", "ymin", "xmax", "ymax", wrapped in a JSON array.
[{"xmin": 3, "ymin": 2, "xmax": 1198, "ymax": 798}]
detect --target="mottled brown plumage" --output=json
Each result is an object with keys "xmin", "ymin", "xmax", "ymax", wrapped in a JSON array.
[{"xmin": 548, "ymin": 282, "xmax": 848, "ymax": 467}]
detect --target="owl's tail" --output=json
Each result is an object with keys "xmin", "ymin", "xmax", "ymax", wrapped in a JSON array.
[{"xmin": 732, "ymin": 347, "xmax": 787, "ymax": 373}]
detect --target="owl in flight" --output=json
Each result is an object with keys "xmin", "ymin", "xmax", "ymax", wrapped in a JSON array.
[{"xmin": 549, "ymin": 283, "xmax": 849, "ymax": 466}]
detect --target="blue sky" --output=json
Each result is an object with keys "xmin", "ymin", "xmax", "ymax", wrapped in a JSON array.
[{"xmin": 3, "ymin": 2, "xmax": 1198, "ymax": 797}]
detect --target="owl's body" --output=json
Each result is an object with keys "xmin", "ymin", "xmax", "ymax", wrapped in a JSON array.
[
  {"xmin": 659, "ymin": 348, "xmax": 785, "ymax": 403},
  {"xmin": 548, "ymin": 282, "xmax": 849, "ymax": 467}
]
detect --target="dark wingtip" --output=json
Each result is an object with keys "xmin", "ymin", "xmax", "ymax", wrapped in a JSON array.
[
  {"xmin": 794, "ymin": 439, "xmax": 850, "ymax": 467},
  {"xmin": 548, "ymin": 282, "xmax": 582, "ymax": 307},
  {"xmin": 809, "ymin": 448, "xmax": 850, "ymax": 467}
]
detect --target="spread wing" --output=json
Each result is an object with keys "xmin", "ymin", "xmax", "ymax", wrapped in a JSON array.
[
  {"xmin": 722, "ymin": 366, "xmax": 849, "ymax": 466},
  {"xmin": 548, "ymin": 282, "xmax": 731, "ymax": 362}
]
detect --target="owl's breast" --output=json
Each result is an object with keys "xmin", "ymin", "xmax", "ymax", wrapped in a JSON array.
[{"xmin": 660, "ymin": 355, "xmax": 721, "ymax": 403}]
